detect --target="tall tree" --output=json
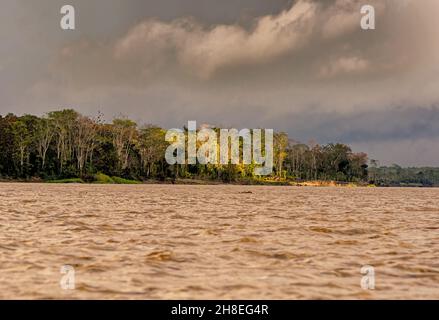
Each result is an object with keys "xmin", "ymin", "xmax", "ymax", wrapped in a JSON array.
[
  {"xmin": 11, "ymin": 116, "xmax": 36, "ymax": 175},
  {"xmin": 49, "ymin": 109, "xmax": 79, "ymax": 174},
  {"xmin": 35, "ymin": 117, "xmax": 55, "ymax": 169},
  {"xmin": 273, "ymin": 132, "xmax": 289, "ymax": 178},
  {"xmin": 137, "ymin": 125, "xmax": 166, "ymax": 178},
  {"xmin": 74, "ymin": 115, "xmax": 99, "ymax": 175},
  {"xmin": 112, "ymin": 118, "xmax": 137, "ymax": 172}
]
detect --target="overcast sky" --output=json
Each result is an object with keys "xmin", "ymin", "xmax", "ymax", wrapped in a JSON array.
[{"xmin": 1, "ymin": 0, "xmax": 439, "ymax": 166}]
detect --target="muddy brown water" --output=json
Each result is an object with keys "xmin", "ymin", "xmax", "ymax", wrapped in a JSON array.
[{"xmin": 0, "ymin": 183, "xmax": 438, "ymax": 299}]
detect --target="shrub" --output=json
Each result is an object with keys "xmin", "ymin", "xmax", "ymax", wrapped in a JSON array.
[{"xmin": 94, "ymin": 173, "xmax": 115, "ymax": 184}]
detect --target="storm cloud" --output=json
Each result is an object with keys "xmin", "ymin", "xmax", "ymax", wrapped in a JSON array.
[{"xmin": 1, "ymin": 0, "xmax": 439, "ymax": 165}]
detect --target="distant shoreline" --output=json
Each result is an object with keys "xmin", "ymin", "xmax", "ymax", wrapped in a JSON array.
[{"xmin": 0, "ymin": 178, "xmax": 437, "ymax": 188}]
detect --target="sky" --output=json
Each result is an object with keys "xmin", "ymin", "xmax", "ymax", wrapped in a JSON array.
[{"xmin": 1, "ymin": 0, "xmax": 439, "ymax": 166}]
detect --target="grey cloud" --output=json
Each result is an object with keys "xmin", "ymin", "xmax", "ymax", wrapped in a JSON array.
[
  {"xmin": 1, "ymin": 0, "xmax": 439, "ymax": 165},
  {"xmin": 45, "ymin": 0, "xmax": 439, "ymax": 89},
  {"xmin": 272, "ymin": 106, "xmax": 439, "ymax": 144}
]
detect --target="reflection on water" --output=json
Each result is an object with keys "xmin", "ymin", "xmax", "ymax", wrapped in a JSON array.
[{"xmin": 0, "ymin": 183, "xmax": 438, "ymax": 299}]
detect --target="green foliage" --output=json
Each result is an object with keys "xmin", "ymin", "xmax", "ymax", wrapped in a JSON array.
[
  {"xmin": 111, "ymin": 176, "xmax": 142, "ymax": 184},
  {"xmin": 0, "ymin": 108, "xmax": 434, "ymax": 186},
  {"xmin": 285, "ymin": 142, "xmax": 369, "ymax": 182},
  {"xmin": 369, "ymin": 166, "xmax": 439, "ymax": 187},
  {"xmin": 47, "ymin": 178, "xmax": 84, "ymax": 184},
  {"xmin": 92, "ymin": 173, "xmax": 141, "ymax": 184},
  {"xmin": 94, "ymin": 173, "xmax": 115, "ymax": 184}
]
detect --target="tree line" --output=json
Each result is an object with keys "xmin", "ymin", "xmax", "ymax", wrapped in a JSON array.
[
  {"xmin": 369, "ymin": 165, "xmax": 439, "ymax": 187},
  {"xmin": 0, "ymin": 109, "xmax": 370, "ymax": 183}
]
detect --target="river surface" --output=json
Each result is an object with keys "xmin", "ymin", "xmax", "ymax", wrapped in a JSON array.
[{"xmin": 0, "ymin": 183, "xmax": 438, "ymax": 299}]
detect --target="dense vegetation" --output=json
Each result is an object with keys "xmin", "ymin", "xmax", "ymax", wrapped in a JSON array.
[
  {"xmin": 0, "ymin": 109, "xmax": 435, "ymax": 186},
  {"xmin": 369, "ymin": 165, "xmax": 439, "ymax": 187}
]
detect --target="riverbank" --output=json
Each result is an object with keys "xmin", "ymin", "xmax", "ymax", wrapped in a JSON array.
[
  {"xmin": 2, "ymin": 175, "xmax": 437, "ymax": 187},
  {"xmin": 0, "ymin": 176, "xmax": 375, "ymax": 187}
]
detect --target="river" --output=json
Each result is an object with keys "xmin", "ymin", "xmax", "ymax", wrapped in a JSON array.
[{"xmin": 0, "ymin": 184, "xmax": 438, "ymax": 299}]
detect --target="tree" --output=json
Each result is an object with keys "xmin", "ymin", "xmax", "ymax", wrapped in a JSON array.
[
  {"xmin": 11, "ymin": 117, "xmax": 35, "ymax": 175},
  {"xmin": 35, "ymin": 117, "xmax": 55, "ymax": 169},
  {"xmin": 348, "ymin": 152, "xmax": 368, "ymax": 181},
  {"xmin": 137, "ymin": 125, "xmax": 166, "ymax": 178},
  {"xmin": 0, "ymin": 114, "xmax": 18, "ymax": 176},
  {"xmin": 286, "ymin": 142, "xmax": 309, "ymax": 179},
  {"xmin": 112, "ymin": 118, "xmax": 137, "ymax": 172},
  {"xmin": 74, "ymin": 115, "xmax": 99, "ymax": 175},
  {"xmin": 0, "ymin": 109, "xmax": 377, "ymax": 184},
  {"xmin": 369, "ymin": 159, "xmax": 379, "ymax": 182},
  {"xmin": 49, "ymin": 109, "xmax": 79, "ymax": 174},
  {"xmin": 273, "ymin": 132, "xmax": 288, "ymax": 178}
]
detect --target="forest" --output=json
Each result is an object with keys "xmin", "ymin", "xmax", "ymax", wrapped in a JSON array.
[
  {"xmin": 0, "ymin": 109, "xmax": 435, "ymax": 186},
  {"xmin": 369, "ymin": 165, "xmax": 439, "ymax": 187}
]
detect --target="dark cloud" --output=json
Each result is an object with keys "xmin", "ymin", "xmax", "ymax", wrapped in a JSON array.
[
  {"xmin": 273, "ymin": 106, "xmax": 439, "ymax": 143},
  {"xmin": 1, "ymin": 0, "xmax": 439, "ymax": 165}
]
